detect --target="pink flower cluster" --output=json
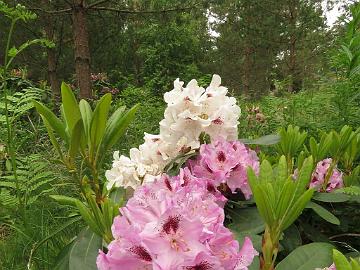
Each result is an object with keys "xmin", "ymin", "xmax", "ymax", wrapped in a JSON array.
[
  {"xmin": 97, "ymin": 168, "xmax": 258, "ymax": 270},
  {"xmin": 188, "ymin": 138, "xmax": 260, "ymax": 199},
  {"xmin": 309, "ymin": 158, "xmax": 343, "ymax": 192}
]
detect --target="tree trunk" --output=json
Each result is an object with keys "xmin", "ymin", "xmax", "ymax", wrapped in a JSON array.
[
  {"xmin": 288, "ymin": 36, "xmax": 297, "ymax": 92},
  {"xmin": 243, "ymin": 45, "xmax": 252, "ymax": 95},
  {"xmin": 42, "ymin": 0, "xmax": 61, "ymax": 100},
  {"xmin": 287, "ymin": 1, "xmax": 297, "ymax": 93},
  {"xmin": 72, "ymin": 0, "xmax": 92, "ymax": 99}
]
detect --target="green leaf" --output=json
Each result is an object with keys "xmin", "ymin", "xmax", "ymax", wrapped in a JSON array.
[
  {"xmin": 240, "ymin": 134, "xmax": 280, "ymax": 145},
  {"xmin": 33, "ymin": 216, "xmax": 82, "ymax": 259},
  {"xmin": 53, "ymin": 240, "xmax": 75, "ymax": 270},
  {"xmin": 280, "ymin": 225, "xmax": 302, "ymax": 253},
  {"xmin": 294, "ymin": 156, "xmax": 313, "ymax": 198},
  {"xmin": 281, "ymin": 188, "xmax": 314, "ymax": 230},
  {"xmin": 102, "ymin": 103, "xmax": 140, "ymax": 152},
  {"xmin": 275, "ymin": 243, "xmax": 334, "ymax": 270},
  {"xmin": 253, "ymin": 185, "xmax": 275, "ymax": 225},
  {"xmin": 259, "ymin": 159, "xmax": 273, "ymax": 183},
  {"xmin": 68, "ymin": 119, "xmax": 84, "ymax": 159},
  {"xmin": 306, "ymin": 202, "xmax": 340, "ymax": 225},
  {"xmin": 61, "ymin": 82, "xmax": 81, "ymax": 133},
  {"xmin": 49, "ymin": 195, "xmax": 80, "ymax": 208},
  {"xmin": 350, "ymin": 258, "xmax": 360, "ymax": 270},
  {"xmin": 75, "ymin": 200, "xmax": 102, "ymax": 236},
  {"xmin": 313, "ymin": 192, "xmax": 350, "ymax": 203},
  {"xmin": 90, "ymin": 93, "xmax": 112, "ymax": 151},
  {"xmin": 109, "ymin": 187, "xmax": 126, "ymax": 205},
  {"xmin": 8, "ymin": 46, "xmax": 18, "ymax": 57},
  {"xmin": 79, "ymin": 99, "xmax": 93, "ymax": 141},
  {"xmin": 42, "ymin": 117, "xmax": 64, "ymax": 159},
  {"xmin": 333, "ymin": 249, "xmax": 352, "ymax": 270},
  {"xmin": 227, "ymin": 207, "xmax": 265, "ymax": 234},
  {"xmin": 54, "ymin": 227, "xmax": 102, "ymax": 270},
  {"xmin": 33, "ymin": 101, "xmax": 67, "ymax": 142}
]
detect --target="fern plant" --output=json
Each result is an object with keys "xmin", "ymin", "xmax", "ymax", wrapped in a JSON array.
[
  {"xmin": 0, "ymin": 86, "xmax": 48, "ymax": 125},
  {"xmin": 0, "ymin": 154, "xmax": 57, "ymax": 210}
]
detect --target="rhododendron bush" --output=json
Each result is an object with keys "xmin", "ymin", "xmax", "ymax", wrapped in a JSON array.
[
  {"xmin": 100, "ymin": 76, "xmax": 260, "ymax": 269},
  {"xmin": 35, "ymin": 75, "xmax": 360, "ymax": 270}
]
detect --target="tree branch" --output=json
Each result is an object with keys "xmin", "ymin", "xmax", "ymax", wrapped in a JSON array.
[
  {"xmin": 29, "ymin": 7, "xmax": 72, "ymax": 15},
  {"xmin": 88, "ymin": 5, "xmax": 198, "ymax": 14},
  {"xmin": 87, "ymin": 0, "xmax": 111, "ymax": 9}
]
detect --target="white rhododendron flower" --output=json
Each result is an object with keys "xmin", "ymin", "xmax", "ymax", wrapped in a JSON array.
[{"xmin": 105, "ymin": 74, "xmax": 241, "ymax": 190}]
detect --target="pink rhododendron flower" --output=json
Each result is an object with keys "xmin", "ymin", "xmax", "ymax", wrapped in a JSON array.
[
  {"xmin": 316, "ymin": 263, "xmax": 336, "ymax": 270},
  {"xmin": 188, "ymin": 137, "xmax": 260, "ymax": 199},
  {"xmin": 293, "ymin": 158, "xmax": 343, "ymax": 192},
  {"xmin": 97, "ymin": 169, "xmax": 258, "ymax": 270},
  {"xmin": 310, "ymin": 158, "xmax": 343, "ymax": 192}
]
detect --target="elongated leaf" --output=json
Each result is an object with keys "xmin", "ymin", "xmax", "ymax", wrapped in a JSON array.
[
  {"xmin": 313, "ymin": 192, "xmax": 350, "ymax": 203},
  {"xmin": 53, "ymin": 240, "xmax": 75, "ymax": 270},
  {"xmin": 107, "ymin": 105, "xmax": 126, "ymax": 126},
  {"xmin": 50, "ymin": 195, "xmax": 80, "ymax": 208},
  {"xmin": 109, "ymin": 187, "xmax": 126, "ymax": 205},
  {"xmin": 69, "ymin": 227, "xmax": 102, "ymax": 270},
  {"xmin": 294, "ymin": 156, "xmax": 313, "ymax": 198},
  {"xmin": 227, "ymin": 207, "xmax": 264, "ymax": 234},
  {"xmin": 90, "ymin": 93, "xmax": 112, "ymax": 151},
  {"xmin": 280, "ymin": 225, "xmax": 302, "ymax": 253},
  {"xmin": 333, "ymin": 249, "xmax": 352, "ymax": 270},
  {"xmin": 259, "ymin": 160, "xmax": 273, "ymax": 183},
  {"xmin": 33, "ymin": 101, "xmax": 67, "ymax": 141},
  {"xmin": 102, "ymin": 103, "xmax": 140, "ymax": 152},
  {"xmin": 69, "ymin": 119, "xmax": 84, "ymax": 159},
  {"xmin": 79, "ymin": 99, "xmax": 93, "ymax": 141},
  {"xmin": 275, "ymin": 243, "xmax": 334, "ymax": 270},
  {"xmin": 61, "ymin": 82, "xmax": 81, "ymax": 133},
  {"xmin": 75, "ymin": 201, "xmax": 101, "ymax": 236},
  {"xmin": 276, "ymin": 182, "xmax": 295, "ymax": 218},
  {"xmin": 306, "ymin": 202, "xmax": 340, "ymax": 225},
  {"xmin": 240, "ymin": 134, "xmax": 280, "ymax": 145},
  {"xmin": 281, "ymin": 188, "xmax": 314, "ymax": 230},
  {"xmin": 42, "ymin": 117, "xmax": 64, "ymax": 159}
]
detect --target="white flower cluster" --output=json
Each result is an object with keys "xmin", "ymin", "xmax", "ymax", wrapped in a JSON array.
[{"xmin": 105, "ymin": 74, "xmax": 241, "ymax": 190}]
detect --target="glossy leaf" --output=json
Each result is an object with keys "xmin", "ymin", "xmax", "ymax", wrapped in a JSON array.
[
  {"xmin": 240, "ymin": 134, "xmax": 280, "ymax": 145},
  {"xmin": 275, "ymin": 243, "xmax": 334, "ymax": 270},
  {"xmin": 79, "ymin": 99, "xmax": 93, "ymax": 141},
  {"xmin": 333, "ymin": 249, "xmax": 352, "ymax": 270},
  {"xmin": 54, "ymin": 227, "xmax": 102, "ymax": 270},
  {"xmin": 90, "ymin": 93, "xmax": 112, "ymax": 151},
  {"xmin": 280, "ymin": 225, "xmax": 302, "ymax": 253},
  {"xmin": 313, "ymin": 192, "xmax": 350, "ymax": 203},
  {"xmin": 33, "ymin": 101, "xmax": 67, "ymax": 141},
  {"xmin": 61, "ymin": 82, "xmax": 81, "ymax": 133},
  {"xmin": 102, "ymin": 103, "xmax": 140, "ymax": 152},
  {"xmin": 50, "ymin": 195, "xmax": 80, "ymax": 207},
  {"xmin": 306, "ymin": 202, "xmax": 340, "ymax": 225},
  {"xmin": 68, "ymin": 119, "xmax": 83, "ymax": 159},
  {"xmin": 53, "ymin": 241, "xmax": 75, "ymax": 270},
  {"xmin": 109, "ymin": 187, "xmax": 126, "ymax": 205},
  {"xmin": 227, "ymin": 207, "xmax": 265, "ymax": 234}
]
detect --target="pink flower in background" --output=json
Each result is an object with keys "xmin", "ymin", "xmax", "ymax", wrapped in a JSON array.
[
  {"xmin": 316, "ymin": 263, "xmax": 336, "ymax": 270},
  {"xmin": 97, "ymin": 169, "xmax": 258, "ymax": 270},
  {"xmin": 188, "ymin": 138, "xmax": 259, "ymax": 199},
  {"xmin": 309, "ymin": 158, "xmax": 343, "ymax": 192}
]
